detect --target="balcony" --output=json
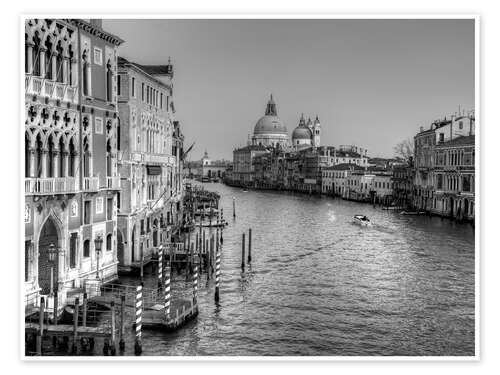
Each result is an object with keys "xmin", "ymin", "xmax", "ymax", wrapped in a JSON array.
[
  {"xmin": 105, "ymin": 176, "xmax": 120, "ymax": 190},
  {"xmin": 82, "ymin": 177, "xmax": 99, "ymax": 192},
  {"xmin": 25, "ymin": 75, "xmax": 78, "ymax": 104},
  {"xmin": 25, "ymin": 177, "xmax": 78, "ymax": 195}
]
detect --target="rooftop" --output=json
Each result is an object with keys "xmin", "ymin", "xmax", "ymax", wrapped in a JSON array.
[
  {"xmin": 437, "ymin": 135, "xmax": 475, "ymax": 148},
  {"xmin": 323, "ymin": 163, "xmax": 365, "ymax": 171}
]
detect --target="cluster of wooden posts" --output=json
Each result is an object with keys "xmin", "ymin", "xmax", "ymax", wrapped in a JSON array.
[{"xmin": 25, "ymin": 292, "xmax": 123, "ymax": 356}]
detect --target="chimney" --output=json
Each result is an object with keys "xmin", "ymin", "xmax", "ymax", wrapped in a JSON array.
[{"xmin": 90, "ymin": 19, "xmax": 102, "ymax": 29}]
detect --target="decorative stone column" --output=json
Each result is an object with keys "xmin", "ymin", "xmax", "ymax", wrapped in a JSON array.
[
  {"xmin": 62, "ymin": 56, "xmax": 69, "ymax": 84},
  {"xmin": 29, "ymin": 149, "xmax": 36, "ymax": 178},
  {"xmin": 41, "ymin": 149, "xmax": 48, "ymax": 178},
  {"xmin": 62, "ymin": 151, "xmax": 69, "ymax": 178},
  {"xmin": 26, "ymin": 43, "xmax": 34, "ymax": 74},
  {"xmin": 70, "ymin": 58, "xmax": 77, "ymax": 86},
  {"xmin": 53, "ymin": 150, "xmax": 60, "ymax": 178},
  {"xmin": 51, "ymin": 53, "xmax": 57, "ymax": 81},
  {"xmin": 39, "ymin": 48, "xmax": 46, "ymax": 78}
]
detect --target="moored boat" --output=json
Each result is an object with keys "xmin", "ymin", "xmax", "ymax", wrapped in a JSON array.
[{"xmin": 353, "ymin": 215, "xmax": 372, "ymax": 226}]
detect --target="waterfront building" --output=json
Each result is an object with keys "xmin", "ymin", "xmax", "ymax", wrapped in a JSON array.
[
  {"xmin": 392, "ymin": 160, "xmax": 414, "ymax": 209},
  {"xmin": 371, "ymin": 171, "xmax": 394, "ymax": 205},
  {"xmin": 321, "ymin": 145, "xmax": 369, "ymax": 167},
  {"xmin": 322, "ymin": 163, "xmax": 365, "ymax": 197},
  {"xmin": 185, "ymin": 151, "xmax": 231, "ymax": 180},
  {"xmin": 413, "ymin": 111, "xmax": 475, "ymax": 212},
  {"xmin": 231, "ymin": 145, "xmax": 269, "ymax": 186},
  {"xmin": 116, "ymin": 55, "xmax": 183, "ymax": 271},
  {"xmin": 24, "ymin": 18, "xmax": 123, "ymax": 311},
  {"xmin": 432, "ymin": 135, "xmax": 475, "ymax": 220}
]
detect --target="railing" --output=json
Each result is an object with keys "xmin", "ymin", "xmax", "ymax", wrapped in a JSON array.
[
  {"xmin": 83, "ymin": 177, "xmax": 99, "ymax": 191},
  {"xmin": 106, "ymin": 176, "xmax": 120, "ymax": 190},
  {"xmin": 54, "ymin": 83, "xmax": 65, "ymax": 100},
  {"xmin": 25, "ymin": 177, "xmax": 78, "ymax": 195},
  {"xmin": 65, "ymin": 86, "xmax": 77, "ymax": 102},
  {"xmin": 25, "ymin": 75, "xmax": 78, "ymax": 104}
]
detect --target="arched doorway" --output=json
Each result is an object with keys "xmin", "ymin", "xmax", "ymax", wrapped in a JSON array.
[
  {"xmin": 117, "ymin": 230, "xmax": 124, "ymax": 265},
  {"xmin": 449, "ymin": 197, "xmax": 454, "ymax": 217},
  {"xmin": 38, "ymin": 217, "xmax": 59, "ymax": 295}
]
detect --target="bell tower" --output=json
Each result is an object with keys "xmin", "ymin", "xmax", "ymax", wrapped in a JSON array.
[{"xmin": 313, "ymin": 115, "xmax": 321, "ymax": 147}]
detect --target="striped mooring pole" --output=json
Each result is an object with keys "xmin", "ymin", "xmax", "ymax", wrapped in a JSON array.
[
  {"xmin": 193, "ymin": 265, "xmax": 198, "ymax": 302},
  {"xmin": 164, "ymin": 263, "xmax": 171, "ymax": 320},
  {"xmin": 158, "ymin": 246, "xmax": 163, "ymax": 291},
  {"xmin": 215, "ymin": 243, "xmax": 221, "ymax": 303},
  {"xmin": 134, "ymin": 283, "xmax": 143, "ymax": 355}
]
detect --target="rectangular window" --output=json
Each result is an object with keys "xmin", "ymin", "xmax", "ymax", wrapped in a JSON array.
[
  {"xmin": 160, "ymin": 93, "xmax": 163, "ymax": 109},
  {"xmin": 117, "ymin": 191, "xmax": 121, "ymax": 211},
  {"xmin": 107, "ymin": 198, "xmax": 113, "ymax": 220},
  {"xmin": 70, "ymin": 233, "xmax": 78, "ymax": 269},
  {"xmin": 142, "ymin": 83, "xmax": 145, "ymax": 101},
  {"xmin": 131, "ymin": 77, "xmax": 136, "ymax": 97},
  {"xmin": 117, "ymin": 75, "xmax": 121, "ymax": 96},
  {"xmin": 93, "ymin": 47, "xmax": 103, "ymax": 66},
  {"xmin": 95, "ymin": 117, "xmax": 103, "ymax": 134},
  {"xmin": 84, "ymin": 201, "xmax": 91, "ymax": 225},
  {"xmin": 96, "ymin": 197, "xmax": 104, "ymax": 214}
]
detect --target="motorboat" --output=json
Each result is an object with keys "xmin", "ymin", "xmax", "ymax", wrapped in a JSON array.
[{"xmin": 353, "ymin": 215, "xmax": 372, "ymax": 226}]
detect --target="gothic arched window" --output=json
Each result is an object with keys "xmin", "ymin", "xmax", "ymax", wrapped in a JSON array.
[
  {"xmin": 56, "ymin": 43, "xmax": 64, "ymax": 83},
  {"xmin": 32, "ymin": 33, "xmax": 41, "ymax": 76},
  {"xmin": 82, "ymin": 51, "xmax": 90, "ymax": 96},
  {"xmin": 106, "ymin": 60, "xmax": 113, "ymax": 102}
]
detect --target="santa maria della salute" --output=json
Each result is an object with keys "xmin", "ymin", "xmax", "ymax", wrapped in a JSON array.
[
  {"xmin": 227, "ymin": 94, "xmax": 370, "ymax": 193},
  {"xmin": 250, "ymin": 94, "xmax": 321, "ymax": 150}
]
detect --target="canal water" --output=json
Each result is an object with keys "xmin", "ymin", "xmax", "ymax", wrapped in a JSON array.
[{"xmin": 59, "ymin": 182, "xmax": 476, "ymax": 356}]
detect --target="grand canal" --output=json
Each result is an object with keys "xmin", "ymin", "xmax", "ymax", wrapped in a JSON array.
[
  {"xmin": 123, "ymin": 182, "xmax": 475, "ymax": 356},
  {"xmin": 54, "ymin": 182, "xmax": 474, "ymax": 357}
]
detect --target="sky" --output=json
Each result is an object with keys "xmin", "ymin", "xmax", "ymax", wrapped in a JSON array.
[{"xmin": 103, "ymin": 19, "xmax": 475, "ymax": 161}]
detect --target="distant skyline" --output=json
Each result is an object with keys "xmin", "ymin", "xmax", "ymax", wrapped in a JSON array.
[{"xmin": 104, "ymin": 19, "xmax": 475, "ymax": 161}]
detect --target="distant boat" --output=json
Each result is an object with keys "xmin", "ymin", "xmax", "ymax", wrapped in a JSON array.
[
  {"xmin": 400, "ymin": 210, "xmax": 427, "ymax": 216},
  {"xmin": 353, "ymin": 215, "xmax": 372, "ymax": 226}
]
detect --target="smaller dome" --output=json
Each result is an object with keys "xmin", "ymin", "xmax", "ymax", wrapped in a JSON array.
[{"xmin": 292, "ymin": 126, "xmax": 312, "ymax": 140}]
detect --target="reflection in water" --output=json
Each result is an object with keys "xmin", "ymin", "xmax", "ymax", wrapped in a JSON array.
[{"xmin": 84, "ymin": 183, "xmax": 476, "ymax": 356}]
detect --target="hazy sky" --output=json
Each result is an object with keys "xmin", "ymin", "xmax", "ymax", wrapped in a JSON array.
[{"xmin": 104, "ymin": 19, "xmax": 474, "ymax": 161}]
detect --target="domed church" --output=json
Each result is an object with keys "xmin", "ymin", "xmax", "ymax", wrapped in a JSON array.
[
  {"xmin": 291, "ymin": 113, "xmax": 321, "ymax": 149},
  {"xmin": 251, "ymin": 95, "xmax": 289, "ymax": 148}
]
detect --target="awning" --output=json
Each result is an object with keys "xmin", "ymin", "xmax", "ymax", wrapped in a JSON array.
[{"xmin": 147, "ymin": 165, "xmax": 162, "ymax": 175}]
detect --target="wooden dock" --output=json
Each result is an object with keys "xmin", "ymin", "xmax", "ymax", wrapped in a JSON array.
[
  {"xmin": 142, "ymin": 298, "xmax": 198, "ymax": 332},
  {"xmin": 25, "ymin": 322, "xmax": 112, "ymax": 338}
]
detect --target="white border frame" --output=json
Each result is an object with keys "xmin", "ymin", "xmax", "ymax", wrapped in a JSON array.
[{"xmin": 19, "ymin": 14, "xmax": 480, "ymax": 362}]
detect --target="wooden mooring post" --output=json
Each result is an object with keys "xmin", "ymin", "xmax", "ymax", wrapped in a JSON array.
[
  {"xmin": 82, "ymin": 292, "xmax": 87, "ymax": 327},
  {"xmin": 164, "ymin": 263, "xmax": 171, "ymax": 320},
  {"xmin": 119, "ymin": 295, "xmax": 125, "ymax": 351},
  {"xmin": 233, "ymin": 197, "xmax": 236, "ymax": 219},
  {"xmin": 248, "ymin": 228, "xmax": 252, "ymax": 263},
  {"xmin": 241, "ymin": 233, "xmax": 246, "ymax": 271},
  {"xmin": 36, "ymin": 296, "xmax": 45, "ymax": 356},
  {"xmin": 72, "ymin": 297, "xmax": 79, "ymax": 354},
  {"xmin": 110, "ymin": 300, "xmax": 116, "ymax": 355}
]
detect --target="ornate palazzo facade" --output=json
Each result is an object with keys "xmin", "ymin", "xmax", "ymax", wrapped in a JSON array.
[{"xmin": 24, "ymin": 18, "xmax": 123, "ymax": 312}]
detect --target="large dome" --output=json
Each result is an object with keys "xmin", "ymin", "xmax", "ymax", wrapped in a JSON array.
[
  {"xmin": 292, "ymin": 126, "xmax": 312, "ymax": 140},
  {"xmin": 254, "ymin": 115, "xmax": 287, "ymax": 135}
]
